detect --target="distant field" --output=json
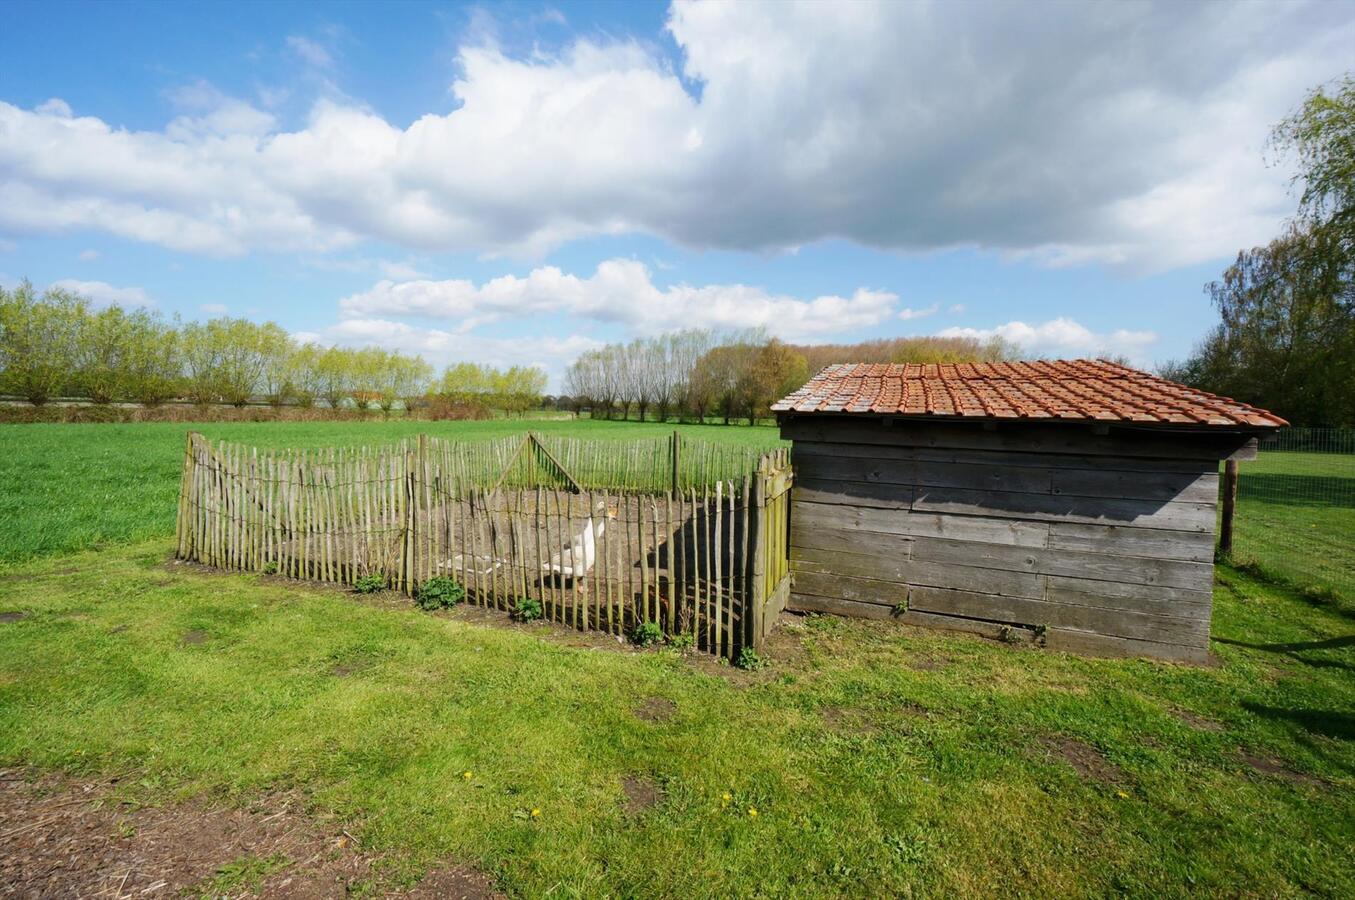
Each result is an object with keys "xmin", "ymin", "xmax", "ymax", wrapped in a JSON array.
[
  {"xmin": 0, "ymin": 419, "xmax": 784, "ymax": 568},
  {"xmin": 1232, "ymin": 449, "xmax": 1355, "ymax": 602}
]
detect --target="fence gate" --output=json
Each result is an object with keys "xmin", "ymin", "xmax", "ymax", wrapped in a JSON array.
[{"xmin": 176, "ymin": 433, "xmax": 793, "ymax": 661}]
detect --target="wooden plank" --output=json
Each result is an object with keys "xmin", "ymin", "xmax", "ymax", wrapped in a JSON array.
[
  {"xmin": 1052, "ymin": 468, "xmax": 1218, "ymax": 504},
  {"xmin": 789, "ymin": 592, "xmax": 897, "ymax": 620},
  {"xmin": 792, "ymin": 500, "xmax": 1050, "ymax": 547},
  {"xmin": 792, "ymin": 440, "xmax": 1217, "ymax": 475},
  {"xmin": 791, "ymin": 570, "xmax": 909, "ymax": 607},
  {"xmin": 780, "ymin": 418, "xmax": 1259, "ymax": 461},
  {"xmin": 790, "ymin": 523, "xmax": 915, "ymax": 558},
  {"xmin": 910, "ymin": 485, "xmax": 1214, "ymax": 532},
  {"xmin": 907, "ymin": 585, "xmax": 1208, "ymax": 645},
  {"xmin": 795, "ymin": 453, "xmax": 1052, "ymax": 494},
  {"xmin": 1045, "ymin": 575, "xmax": 1213, "ymax": 617},
  {"xmin": 793, "ymin": 478, "xmax": 912, "ymax": 509},
  {"xmin": 792, "ymin": 548, "xmax": 1048, "ymax": 598},
  {"xmin": 903, "ymin": 535, "xmax": 1214, "ymax": 590},
  {"xmin": 898, "ymin": 608, "xmax": 1040, "ymax": 643},
  {"xmin": 1047, "ymin": 522, "xmax": 1215, "ymax": 562}
]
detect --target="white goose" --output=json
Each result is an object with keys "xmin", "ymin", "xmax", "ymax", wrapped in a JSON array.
[{"xmin": 544, "ymin": 499, "xmax": 619, "ymax": 578}]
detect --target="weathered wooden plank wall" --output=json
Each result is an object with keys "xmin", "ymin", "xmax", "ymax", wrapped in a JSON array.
[{"xmin": 781, "ymin": 418, "xmax": 1253, "ymax": 663}]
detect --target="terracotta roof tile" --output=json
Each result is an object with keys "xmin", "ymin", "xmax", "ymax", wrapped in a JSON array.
[{"xmin": 771, "ymin": 359, "xmax": 1287, "ymax": 428}]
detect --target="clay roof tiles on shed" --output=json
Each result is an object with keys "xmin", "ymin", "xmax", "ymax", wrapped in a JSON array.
[{"xmin": 771, "ymin": 359, "xmax": 1287, "ymax": 428}]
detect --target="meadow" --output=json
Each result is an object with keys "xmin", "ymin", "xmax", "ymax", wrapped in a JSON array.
[
  {"xmin": 0, "ymin": 418, "xmax": 784, "ymax": 570},
  {"xmin": 0, "ymin": 542, "xmax": 1351, "ymax": 896},
  {"xmin": 1232, "ymin": 449, "xmax": 1355, "ymax": 602},
  {"xmin": 0, "ymin": 419, "xmax": 1351, "ymax": 896}
]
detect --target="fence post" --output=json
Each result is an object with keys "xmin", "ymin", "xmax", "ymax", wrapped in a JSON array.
[
  {"xmin": 1220, "ymin": 459, "xmax": 1238, "ymax": 557},
  {"xmin": 176, "ymin": 432, "xmax": 195, "ymax": 559},
  {"xmin": 671, "ymin": 431, "xmax": 681, "ymax": 497},
  {"xmin": 748, "ymin": 459, "xmax": 768, "ymax": 652}
]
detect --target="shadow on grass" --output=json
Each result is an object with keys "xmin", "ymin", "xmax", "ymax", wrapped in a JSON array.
[
  {"xmin": 1214, "ymin": 635, "xmax": 1355, "ymax": 672},
  {"xmin": 1241, "ymin": 702, "xmax": 1355, "ymax": 743},
  {"xmin": 1238, "ymin": 473, "xmax": 1355, "ymax": 509}
]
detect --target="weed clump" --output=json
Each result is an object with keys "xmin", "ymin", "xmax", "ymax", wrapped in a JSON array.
[
  {"xmin": 513, "ymin": 597, "xmax": 544, "ymax": 622},
  {"xmin": 416, "ymin": 576, "xmax": 464, "ymax": 610},
  {"xmin": 354, "ymin": 574, "xmax": 385, "ymax": 594},
  {"xmin": 632, "ymin": 621, "xmax": 663, "ymax": 647}
]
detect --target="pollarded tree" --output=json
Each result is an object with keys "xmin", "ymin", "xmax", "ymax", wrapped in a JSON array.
[
  {"xmin": 124, "ymin": 314, "xmax": 182, "ymax": 407},
  {"xmin": 0, "ymin": 280, "xmax": 86, "ymax": 405},
  {"xmin": 315, "ymin": 347, "xmax": 356, "ymax": 410}
]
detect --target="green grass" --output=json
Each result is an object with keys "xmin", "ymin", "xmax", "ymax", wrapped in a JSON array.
[
  {"xmin": 0, "ymin": 418, "xmax": 783, "ymax": 570},
  {"xmin": 0, "ymin": 541, "xmax": 1351, "ymax": 896},
  {"xmin": 1232, "ymin": 450, "xmax": 1355, "ymax": 602}
]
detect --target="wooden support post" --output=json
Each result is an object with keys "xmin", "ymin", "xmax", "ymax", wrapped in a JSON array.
[{"xmin": 1219, "ymin": 459, "xmax": 1238, "ymax": 557}]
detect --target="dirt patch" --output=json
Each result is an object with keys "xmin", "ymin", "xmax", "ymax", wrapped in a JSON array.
[
  {"xmin": 634, "ymin": 696, "xmax": 676, "ymax": 723},
  {"xmin": 0, "ymin": 611, "xmax": 26, "ymax": 623},
  {"xmin": 621, "ymin": 775, "xmax": 661, "ymax": 817},
  {"xmin": 1239, "ymin": 752, "xmax": 1325, "ymax": 788},
  {"xmin": 330, "ymin": 657, "xmax": 374, "ymax": 677},
  {"xmin": 1039, "ymin": 736, "xmax": 1124, "ymax": 784},
  {"xmin": 820, "ymin": 706, "xmax": 881, "ymax": 735},
  {"xmin": 1174, "ymin": 708, "xmax": 1225, "ymax": 732},
  {"xmin": 909, "ymin": 655, "xmax": 948, "ymax": 672},
  {"xmin": 181, "ymin": 629, "xmax": 208, "ymax": 645},
  {"xmin": 0, "ymin": 768, "xmax": 501, "ymax": 899}
]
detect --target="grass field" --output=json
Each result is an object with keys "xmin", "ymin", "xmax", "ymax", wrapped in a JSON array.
[
  {"xmin": 1233, "ymin": 449, "xmax": 1355, "ymax": 602},
  {"xmin": 0, "ymin": 542, "xmax": 1351, "ymax": 896},
  {"xmin": 0, "ymin": 419, "xmax": 784, "ymax": 570}
]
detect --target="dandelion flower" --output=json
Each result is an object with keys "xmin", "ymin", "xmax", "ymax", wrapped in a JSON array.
[
  {"xmin": 1116, "ymin": 791, "xmax": 1129, "ymax": 799},
  {"xmin": 531, "ymin": 808, "xmax": 541, "ymax": 818},
  {"xmin": 748, "ymin": 807, "xmax": 758, "ymax": 818},
  {"xmin": 462, "ymin": 771, "xmax": 472, "ymax": 779}
]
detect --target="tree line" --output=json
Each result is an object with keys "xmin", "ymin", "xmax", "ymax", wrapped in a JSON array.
[
  {"xmin": 1165, "ymin": 74, "xmax": 1355, "ymax": 426},
  {"xmin": 0, "ymin": 281, "xmax": 544, "ymax": 415},
  {"xmin": 563, "ymin": 331, "xmax": 1017, "ymax": 424}
]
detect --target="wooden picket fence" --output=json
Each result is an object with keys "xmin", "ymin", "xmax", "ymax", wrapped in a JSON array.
[{"xmin": 175, "ymin": 432, "xmax": 792, "ymax": 659}]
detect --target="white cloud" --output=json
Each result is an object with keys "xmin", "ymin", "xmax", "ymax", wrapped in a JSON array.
[
  {"xmin": 0, "ymin": 2, "xmax": 1351, "ymax": 267},
  {"xmin": 49, "ymin": 279, "xmax": 153, "ymax": 307},
  {"xmin": 337, "ymin": 258, "xmax": 899, "ymax": 341},
  {"xmin": 949, "ymin": 304, "xmax": 966, "ymax": 315},
  {"xmin": 287, "ymin": 36, "xmax": 333, "ymax": 69},
  {"xmin": 77, "ymin": 248, "xmax": 99, "ymax": 261},
  {"xmin": 938, "ymin": 317, "xmax": 1157, "ymax": 363},
  {"xmin": 200, "ymin": 302, "xmax": 228, "ymax": 315},
  {"xmin": 897, "ymin": 303, "xmax": 939, "ymax": 321}
]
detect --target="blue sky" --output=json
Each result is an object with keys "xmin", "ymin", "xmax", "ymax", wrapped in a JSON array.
[{"xmin": 3, "ymin": 0, "xmax": 1353, "ymax": 386}]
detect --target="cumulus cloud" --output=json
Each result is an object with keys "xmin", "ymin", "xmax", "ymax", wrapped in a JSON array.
[
  {"xmin": 0, "ymin": 1, "xmax": 1351, "ymax": 267},
  {"xmin": 897, "ymin": 304, "xmax": 939, "ymax": 321},
  {"xmin": 49, "ymin": 279, "xmax": 153, "ymax": 307},
  {"xmin": 287, "ymin": 36, "xmax": 333, "ymax": 69},
  {"xmin": 938, "ymin": 317, "xmax": 1157, "ymax": 362},
  {"xmin": 337, "ymin": 258, "xmax": 899, "ymax": 341}
]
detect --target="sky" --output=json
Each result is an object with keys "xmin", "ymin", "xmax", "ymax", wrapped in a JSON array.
[{"xmin": 3, "ymin": 0, "xmax": 1354, "ymax": 388}]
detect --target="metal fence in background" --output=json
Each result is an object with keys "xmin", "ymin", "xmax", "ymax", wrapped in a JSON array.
[{"xmin": 1229, "ymin": 427, "xmax": 1355, "ymax": 602}]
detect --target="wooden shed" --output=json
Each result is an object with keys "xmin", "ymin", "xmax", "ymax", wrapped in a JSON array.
[{"xmin": 771, "ymin": 360, "xmax": 1286, "ymax": 663}]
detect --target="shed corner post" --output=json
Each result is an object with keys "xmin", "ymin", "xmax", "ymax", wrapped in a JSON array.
[{"xmin": 1219, "ymin": 458, "xmax": 1239, "ymax": 557}]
